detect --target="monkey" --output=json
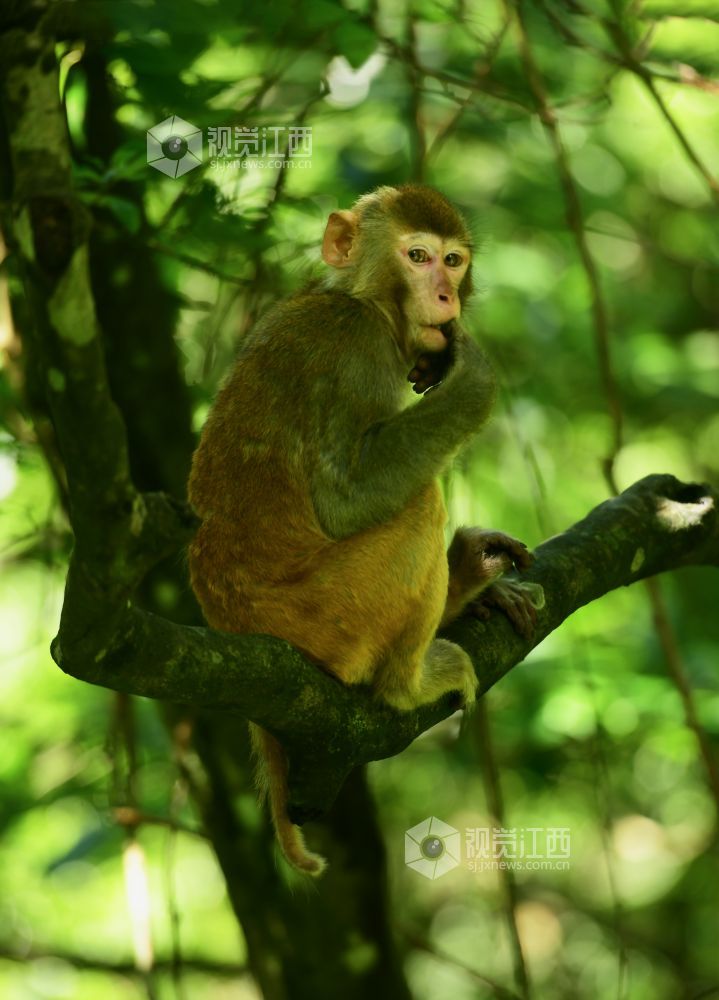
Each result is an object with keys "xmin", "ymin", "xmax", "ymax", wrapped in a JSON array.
[{"xmin": 187, "ymin": 184, "xmax": 538, "ymax": 876}]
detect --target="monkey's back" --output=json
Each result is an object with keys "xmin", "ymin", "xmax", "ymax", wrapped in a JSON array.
[{"xmin": 188, "ymin": 290, "xmax": 448, "ymax": 680}]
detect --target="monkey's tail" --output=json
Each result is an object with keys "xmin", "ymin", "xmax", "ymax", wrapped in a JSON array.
[{"xmin": 249, "ymin": 723, "xmax": 327, "ymax": 877}]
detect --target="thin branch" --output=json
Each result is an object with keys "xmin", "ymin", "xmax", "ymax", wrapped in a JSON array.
[
  {"xmin": 644, "ymin": 577, "xmax": 719, "ymax": 805},
  {"xmin": 406, "ymin": 932, "xmax": 524, "ymax": 1000},
  {"xmin": 512, "ymin": 0, "xmax": 623, "ymax": 489},
  {"xmin": 512, "ymin": 1, "xmax": 719, "ymax": 817},
  {"xmin": 602, "ymin": 16, "xmax": 719, "ymax": 203},
  {"xmin": 405, "ymin": 18, "xmax": 428, "ymax": 182},
  {"xmin": 145, "ymin": 238, "xmax": 251, "ymax": 286},
  {"xmin": 426, "ymin": 16, "xmax": 512, "ymax": 164},
  {"xmin": 474, "ymin": 702, "xmax": 532, "ymax": 999},
  {"xmin": 0, "ymin": 944, "xmax": 247, "ymax": 979},
  {"xmin": 112, "ymin": 806, "xmax": 205, "ymax": 839}
]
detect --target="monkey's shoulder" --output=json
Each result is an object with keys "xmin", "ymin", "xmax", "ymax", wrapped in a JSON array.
[
  {"xmin": 252, "ymin": 288, "xmax": 390, "ymax": 356},
  {"xmin": 220, "ymin": 288, "xmax": 405, "ymax": 424},
  {"xmin": 277, "ymin": 287, "xmax": 374, "ymax": 322}
]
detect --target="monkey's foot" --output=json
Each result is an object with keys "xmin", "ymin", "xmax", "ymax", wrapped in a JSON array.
[
  {"xmin": 476, "ymin": 530, "xmax": 534, "ymax": 576},
  {"xmin": 470, "ymin": 579, "xmax": 544, "ymax": 639},
  {"xmin": 380, "ymin": 638, "xmax": 477, "ymax": 712}
]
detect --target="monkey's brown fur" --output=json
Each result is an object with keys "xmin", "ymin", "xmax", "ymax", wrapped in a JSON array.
[{"xmin": 188, "ymin": 186, "xmax": 534, "ymax": 875}]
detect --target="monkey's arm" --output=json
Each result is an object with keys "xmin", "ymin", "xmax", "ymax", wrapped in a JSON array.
[{"xmin": 312, "ymin": 334, "xmax": 496, "ymax": 539}]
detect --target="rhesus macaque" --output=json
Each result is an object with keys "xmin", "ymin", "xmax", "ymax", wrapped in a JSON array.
[{"xmin": 188, "ymin": 185, "xmax": 537, "ymax": 876}]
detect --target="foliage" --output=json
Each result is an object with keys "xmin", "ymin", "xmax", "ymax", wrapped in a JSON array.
[{"xmin": 1, "ymin": 0, "xmax": 718, "ymax": 997}]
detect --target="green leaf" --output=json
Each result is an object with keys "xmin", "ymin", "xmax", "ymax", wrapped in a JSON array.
[{"xmin": 333, "ymin": 21, "xmax": 377, "ymax": 69}]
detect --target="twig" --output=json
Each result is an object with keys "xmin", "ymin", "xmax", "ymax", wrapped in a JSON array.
[
  {"xmin": 603, "ymin": 16, "xmax": 719, "ymax": 204},
  {"xmin": 474, "ymin": 700, "xmax": 532, "ymax": 999},
  {"xmin": 644, "ymin": 577, "xmax": 719, "ymax": 807},
  {"xmin": 512, "ymin": 0, "xmax": 623, "ymax": 489},
  {"xmin": 0, "ymin": 944, "xmax": 247, "ymax": 978},
  {"xmin": 406, "ymin": 932, "xmax": 524, "ymax": 999}
]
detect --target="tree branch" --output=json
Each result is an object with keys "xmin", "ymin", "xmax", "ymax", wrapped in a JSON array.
[{"xmin": 53, "ymin": 473, "xmax": 718, "ymax": 822}]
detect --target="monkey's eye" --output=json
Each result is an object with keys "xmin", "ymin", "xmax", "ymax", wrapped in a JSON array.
[
  {"xmin": 444, "ymin": 252, "xmax": 464, "ymax": 268},
  {"xmin": 408, "ymin": 247, "xmax": 430, "ymax": 264}
]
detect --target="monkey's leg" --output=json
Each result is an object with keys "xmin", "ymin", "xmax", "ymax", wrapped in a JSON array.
[
  {"xmin": 418, "ymin": 638, "xmax": 478, "ymax": 708},
  {"xmin": 441, "ymin": 526, "xmax": 537, "ymax": 634},
  {"xmin": 375, "ymin": 637, "xmax": 477, "ymax": 711}
]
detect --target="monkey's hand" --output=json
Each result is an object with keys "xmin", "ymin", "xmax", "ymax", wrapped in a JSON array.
[
  {"xmin": 470, "ymin": 579, "xmax": 544, "ymax": 639},
  {"xmin": 408, "ymin": 322, "xmax": 455, "ymax": 393},
  {"xmin": 408, "ymin": 349, "xmax": 452, "ymax": 393}
]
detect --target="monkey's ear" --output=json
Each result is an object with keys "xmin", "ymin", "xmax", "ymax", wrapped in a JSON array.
[{"xmin": 321, "ymin": 210, "xmax": 358, "ymax": 268}]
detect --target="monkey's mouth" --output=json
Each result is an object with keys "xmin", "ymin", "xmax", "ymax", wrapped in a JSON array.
[
  {"xmin": 433, "ymin": 321, "xmax": 457, "ymax": 346},
  {"xmin": 419, "ymin": 320, "xmax": 455, "ymax": 353},
  {"xmin": 438, "ymin": 321, "xmax": 455, "ymax": 341}
]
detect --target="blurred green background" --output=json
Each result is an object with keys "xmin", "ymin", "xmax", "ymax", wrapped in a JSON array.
[{"xmin": 1, "ymin": 0, "xmax": 718, "ymax": 997}]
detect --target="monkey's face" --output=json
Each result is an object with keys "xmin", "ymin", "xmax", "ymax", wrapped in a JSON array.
[
  {"xmin": 320, "ymin": 190, "xmax": 472, "ymax": 358},
  {"xmin": 395, "ymin": 231, "xmax": 470, "ymax": 353}
]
